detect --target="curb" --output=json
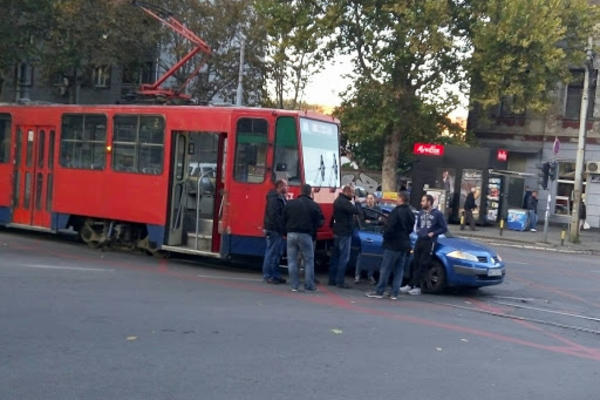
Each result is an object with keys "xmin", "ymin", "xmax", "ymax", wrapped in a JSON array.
[{"xmin": 452, "ymin": 234, "xmax": 598, "ymax": 255}]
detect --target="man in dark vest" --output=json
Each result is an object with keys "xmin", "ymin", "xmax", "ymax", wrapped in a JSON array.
[
  {"xmin": 461, "ymin": 187, "xmax": 477, "ymax": 231},
  {"xmin": 328, "ymin": 185, "xmax": 359, "ymax": 288},
  {"xmin": 262, "ymin": 179, "xmax": 288, "ymax": 284}
]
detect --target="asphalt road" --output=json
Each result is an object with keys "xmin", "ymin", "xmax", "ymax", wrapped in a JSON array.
[{"xmin": 1, "ymin": 228, "xmax": 599, "ymax": 400}]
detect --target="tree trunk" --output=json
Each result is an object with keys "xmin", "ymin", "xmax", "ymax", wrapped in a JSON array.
[{"xmin": 381, "ymin": 127, "xmax": 401, "ymax": 192}]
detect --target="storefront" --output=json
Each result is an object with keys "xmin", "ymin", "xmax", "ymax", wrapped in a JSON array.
[{"xmin": 410, "ymin": 144, "xmax": 524, "ymax": 224}]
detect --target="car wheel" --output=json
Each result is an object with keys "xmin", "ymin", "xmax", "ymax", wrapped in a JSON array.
[{"xmin": 424, "ymin": 259, "xmax": 446, "ymax": 294}]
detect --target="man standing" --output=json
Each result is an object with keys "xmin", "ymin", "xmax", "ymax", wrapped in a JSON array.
[
  {"xmin": 401, "ymin": 194, "xmax": 447, "ymax": 296},
  {"xmin": 284, "ymin": 184, "xmax": 324, "ymax": 292},
  {"xmin": 329, "ymin": 185, "xmax": 359, "ymax": 288},
  {"xmin": 367, "ymin": 192, "xmax": 415, "ymax": 300},
  {"xmin": 527, "ymin": 191, "xmax": 539, "ymax": 232},
  {"xmin": 262, "ymin": 179, "xmax": 288, "ymax": 284},
  {"xmin": 461, "ymin": 187, "xmax": 477, "ymax": 231}
]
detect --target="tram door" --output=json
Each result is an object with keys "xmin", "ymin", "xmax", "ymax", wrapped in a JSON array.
[
  {"xmin": 12, "ymin": 126, "xmax": 55, "ymax": 228},
  {"xmin": 168, "ymin": 131, "xmax": 223, "ymax": 252}
]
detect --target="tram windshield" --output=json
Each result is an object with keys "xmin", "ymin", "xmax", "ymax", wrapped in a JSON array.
[{"xmin": 299, "ymin": 118, "xmax": 341, "ymax": 188}]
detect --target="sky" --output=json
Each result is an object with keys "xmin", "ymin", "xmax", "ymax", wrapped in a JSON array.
[{"xmin": 301, "ymin": 56, "xmax": 469, "ymax": 120}]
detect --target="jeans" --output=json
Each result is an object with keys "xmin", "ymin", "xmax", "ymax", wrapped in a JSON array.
[
  {"xmin": 287, "ymin": 232, "xmax": 315, "ymax": 290},
  {"xmin": 412, "ymin": 237, "xmax": 434, "ymax": 288},
  {"xmin": 262, "ymin": 230, "xmax": 283, "ymax": 280},
  {"xmin": 375, "ymin": 249, "xmax": 409, "ymax": 296},
  {"xmin": 354, "ymin": 254, "xmax": 374, "ymax": 280},
  {"xmin": 528, "ymin": 210, "xmax": 538, "ymax": 230},
  {"xmin": 329, "ymin": 234, "xmax": 352, "ymax": 285}
]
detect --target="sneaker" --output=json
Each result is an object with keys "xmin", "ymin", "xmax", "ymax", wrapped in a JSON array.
[
  {"xmin": 399, "ymin": 285, "xmax": 412, "ymax": 294},
  {"xmin": 291, "ymin": 288, "xmax": 298, "ymax": 292},
  {"xmin": 274, "ymin": 277, "xmax": 287, "ymax": 284},
  {"xmin": 530, "ymin": 229, "xmax": 537, "ymax": 232},
  {"xmin": 354, "ymin": 276, "xmax": 360, "ymax": 284},
  {"xmin": 408, "ymin": 287, "xmax": 422, "ymax": 296},
  {"xmin": 305, "ymin": 286, "xmax": 317, "ymax": 292},
  {"xmin": 336, "ymin": 283, "xmax": 351, "ymax": 289},
  {"xmin": 390, "ymin": 295, "xmax": 398, "ymax": 300},
  {"xmin": 368, "ymin": 276, "xmax": 376, "ymax": 285},
  {"xmin": 366, "ymin": 292, "xmax": 384, "ymax": 299}
]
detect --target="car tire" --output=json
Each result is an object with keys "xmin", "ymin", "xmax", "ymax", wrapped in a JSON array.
[{"xmin": 424, "ymin": 259, "xmax": 446, "ymax": 294}]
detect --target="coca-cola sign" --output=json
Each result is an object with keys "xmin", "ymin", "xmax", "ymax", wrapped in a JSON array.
[
  {"xmin": 497, "ymin": 149, "xmax": 508, "ymax": 161},
  {"xmin": 413, "ymin": 143, "xmax": 444, "ymax": 157}
]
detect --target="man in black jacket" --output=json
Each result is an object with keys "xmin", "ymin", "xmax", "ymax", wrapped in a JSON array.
[
  {"xmin": 461, "ymin": 187, "xmax": 477, "ymax": 231},
  {"xmin": 401, "ymin": 194, "xmax": 447, "ymax": 296},
  {"xmin": 329, "ymin": 185, "xmax": 359, "ymax": 288},
  {"xmin": 262, "ymin": 179, "xmax": 288, "ymax": 284},
  {"xmin": 284, "ymin": 184, "xmax": 324, "ymax": 291},
  {"xmin": 367, "ymin": 192, "xmax": 415, "ymax": 299},
  {"xmin": 527, "ymin": 191, "xmax": 539, "ymax": 232}
]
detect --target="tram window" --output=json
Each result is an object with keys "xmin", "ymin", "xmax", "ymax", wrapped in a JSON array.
[
  {"xmin": 0, "ymin": 114, "xmax": 10, "ymax": 163},
  {"xmin": 113, "ymin": 115, "xmax": 164, "ymax": 175},
  {"xmin": 273, "ymin": 117, "xmax": 300, "ymax": 185},
  {"xmin": 60, "ymin": 114, "xmax": 107, "ymax": 169},
  {"xmin": 234, "ymin": 118, "xmax": 268, "ymax": 183}
]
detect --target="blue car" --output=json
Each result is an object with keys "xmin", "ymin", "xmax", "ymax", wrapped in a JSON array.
[{"xmin": 351, "ymin": 206, "xmax": 505, "ymax": 293}]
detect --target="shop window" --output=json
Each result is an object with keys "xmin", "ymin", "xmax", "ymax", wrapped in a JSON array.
[
  {"xmin": 60, "ymin": 114, "xmax": 107, "ymax": 170},
  {"xmin": 234, "ymin": 118, "xmax": 268, "ymax": 183},
  {"xmin": 565, "ymin": 69, "xmax": 596, "ymax": 120},
  {"xmin": 113, "ymin": 115, "xmax": 164, "ymax": 175},
  {"xmin": 554, "ymin": 161, "xmax": 585, "ymax": 216},
  {"xmin": 273, "ymin": 117, "xmax": 300, "ymax": 185},
  {"xmin": 93, "ymin": 66, "xmax": 111, "ymax": 88},
  {"xmin": 0, "ymin": 114, "xmax": 11, "ymax": 163}
]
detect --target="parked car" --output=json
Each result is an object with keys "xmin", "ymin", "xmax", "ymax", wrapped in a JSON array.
[{"xmin": 351, "ymin": 207, "xmax": 505, "ymax": 293}]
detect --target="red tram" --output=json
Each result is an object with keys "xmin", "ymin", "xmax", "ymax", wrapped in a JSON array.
[{"xmin": 0, "ymin": 104, "xmax": 341, "ymax": 259}]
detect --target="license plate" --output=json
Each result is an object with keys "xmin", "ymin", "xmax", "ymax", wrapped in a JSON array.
[{"xmin": 487, "ymin": 268, "xmax": 502, "ymax": 277}]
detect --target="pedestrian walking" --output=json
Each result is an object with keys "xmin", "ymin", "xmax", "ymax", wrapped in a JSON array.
[
  {"xmin": 366, "ymin": 191, "xmax": 415, "ymax": 300},
  {"xmin": 284, "ymin": 184, "xmax": 324, "ymax": 292},
  {"xmin": 328, "ymin": 185, "xmax": 359, "ymax": 289},
  {"xmin": 461, "ymin": 187, "xmax": 477, "ymax": 231},
  {"xmin": 527, "ymin": 191, "xmax": 539, "ymax": 232},
  {"xmin": 400, "ymin": 194, "xmax": 447, "ymax": 296},
  {"xmin": 262, "ymin": 179, "xmax": 288, "ymax": 284},
  {"xmin": 579, "ymin": 196, "xmax": 587, "ymax": 232}
]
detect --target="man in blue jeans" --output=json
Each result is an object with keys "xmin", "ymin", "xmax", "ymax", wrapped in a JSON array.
[
  {"xmin": 284, "ymin": 184, "xmax": 324, "ymax": 291},
  {"xmin": 329, "ymin": 185, "xmax": 359, "ymax": 288},
  {"xmin": 527, "ymin": 190, "xmax": 538, "ymax": 232},
  {"xmin": 367, "ymin": 191, "xmax": 415, "ymax": 300},
  {"xmin": 262, "ymin": 179, "xmax": 288, "ymax": 284}
]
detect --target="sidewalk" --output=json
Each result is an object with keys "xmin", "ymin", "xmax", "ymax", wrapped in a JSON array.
[{"xmin": 449, "ymin": 223, "xmax": 599, "ymax": 255}]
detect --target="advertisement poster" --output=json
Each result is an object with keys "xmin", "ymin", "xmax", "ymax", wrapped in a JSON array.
[
  {"xmin": 436, "ymin": 168, "xmax": 456, "ymax": 218},
  {"xmin": 460, "ymin": 169, "xmax": 483, "ymax": 219},
  {"xmin": 486, "ymin": 176, "xmax": 502, "ymax": 222}
]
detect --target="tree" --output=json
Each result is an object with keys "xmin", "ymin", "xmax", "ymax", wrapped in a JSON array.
[
  {"xmin": 322, "ymin": 1, "xmax": 465, "ymax": 191},
  {"xmin": 256, "ymin": 0, "xmax": 326, "ymax": 109},
  {"xmin": 467, "ymin": 0, "xmax": 598, "ymax": 114}
]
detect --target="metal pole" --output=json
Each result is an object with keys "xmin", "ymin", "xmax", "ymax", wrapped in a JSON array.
[
  {"xmin": 570, "ymin": 37, "xmax": 593, "ymax": 243},
  {"xmin": 543, "ymin": 193, "xmax": 551, "ymax": 242},
  {"xmin": 235, "ymin": 38, "xmax": 245, "ymax": 106}
]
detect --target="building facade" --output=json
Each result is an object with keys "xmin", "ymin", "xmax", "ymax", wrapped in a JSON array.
[{"xmin": 469, "ymin": 66, "xmax": 600, "ymax": 228}]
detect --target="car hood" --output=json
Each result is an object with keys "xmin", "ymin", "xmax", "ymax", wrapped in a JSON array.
[{"xmin": 439, "ymin": 236, "xmax": 497, "ymax": 256}]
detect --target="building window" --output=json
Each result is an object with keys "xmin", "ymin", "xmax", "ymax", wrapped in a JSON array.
[
  {"xmin": 554, "ymin": 161, "xmax": 585, "ymax": 216},
  {"xmin": 234, "ymin": 118, "xmax": 268, "ymax": 183},
  {"xmin": 60, "ymin": 114, "xmax": 107, "ymax": 170},
  {"xmin": 17, "ymin": 63, "xmax": 33, "ymax": 87},
  {"xmin": 565, "ymin": 69, "xmax": 596, "ymax": 120},
  {"xmin": 93, "ymin": 66, "xmax": 111, "ymax": 88},
  {"xmin": 113, "ymin": 115, "xmax": 164, "ymax": 175},
  {"xmin": 0, "ymin": 114, "xmax": 10, "ymax": 163}
]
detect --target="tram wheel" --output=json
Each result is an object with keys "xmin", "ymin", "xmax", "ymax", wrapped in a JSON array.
[{"xmin": 79, "ymin": 218, "xmax": 105, "ymax": 248}]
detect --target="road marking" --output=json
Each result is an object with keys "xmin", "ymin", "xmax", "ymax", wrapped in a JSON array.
[
  {"xmin": 15, "ymin": 264, "xmax": 115, "ymax": 272},
  {"xmin": 196, "ymin": 274, "xmax": 262, "ymax": 282}
]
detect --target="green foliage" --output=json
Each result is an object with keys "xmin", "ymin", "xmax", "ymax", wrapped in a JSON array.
[{"xmin": 468, "ymin": 0, "xmax": 599, "ymax": 113}]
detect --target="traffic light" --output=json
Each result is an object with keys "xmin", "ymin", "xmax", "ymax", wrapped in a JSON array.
[
  {"xmin": 540, "ymin": 162, "xmax": 550, "ymax": 190},
  {"xmin": 548, "ymin": 161, "xmax": 558, "ymax": 181}
]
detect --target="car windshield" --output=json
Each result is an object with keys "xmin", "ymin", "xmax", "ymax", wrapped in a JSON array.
[{"xmin": 299, "ymin": 118, "xmax": 340, "ymax": 188}]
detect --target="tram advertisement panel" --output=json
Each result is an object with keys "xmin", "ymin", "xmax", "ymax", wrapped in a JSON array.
[{"xmin": 459, "ymin": 169, "xmax": 482, "ymax": 220}]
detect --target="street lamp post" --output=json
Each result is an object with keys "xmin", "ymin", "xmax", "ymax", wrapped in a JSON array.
[{"xmin": 570, "ymin": 37, "xmax": 594, "ymax": 243}]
